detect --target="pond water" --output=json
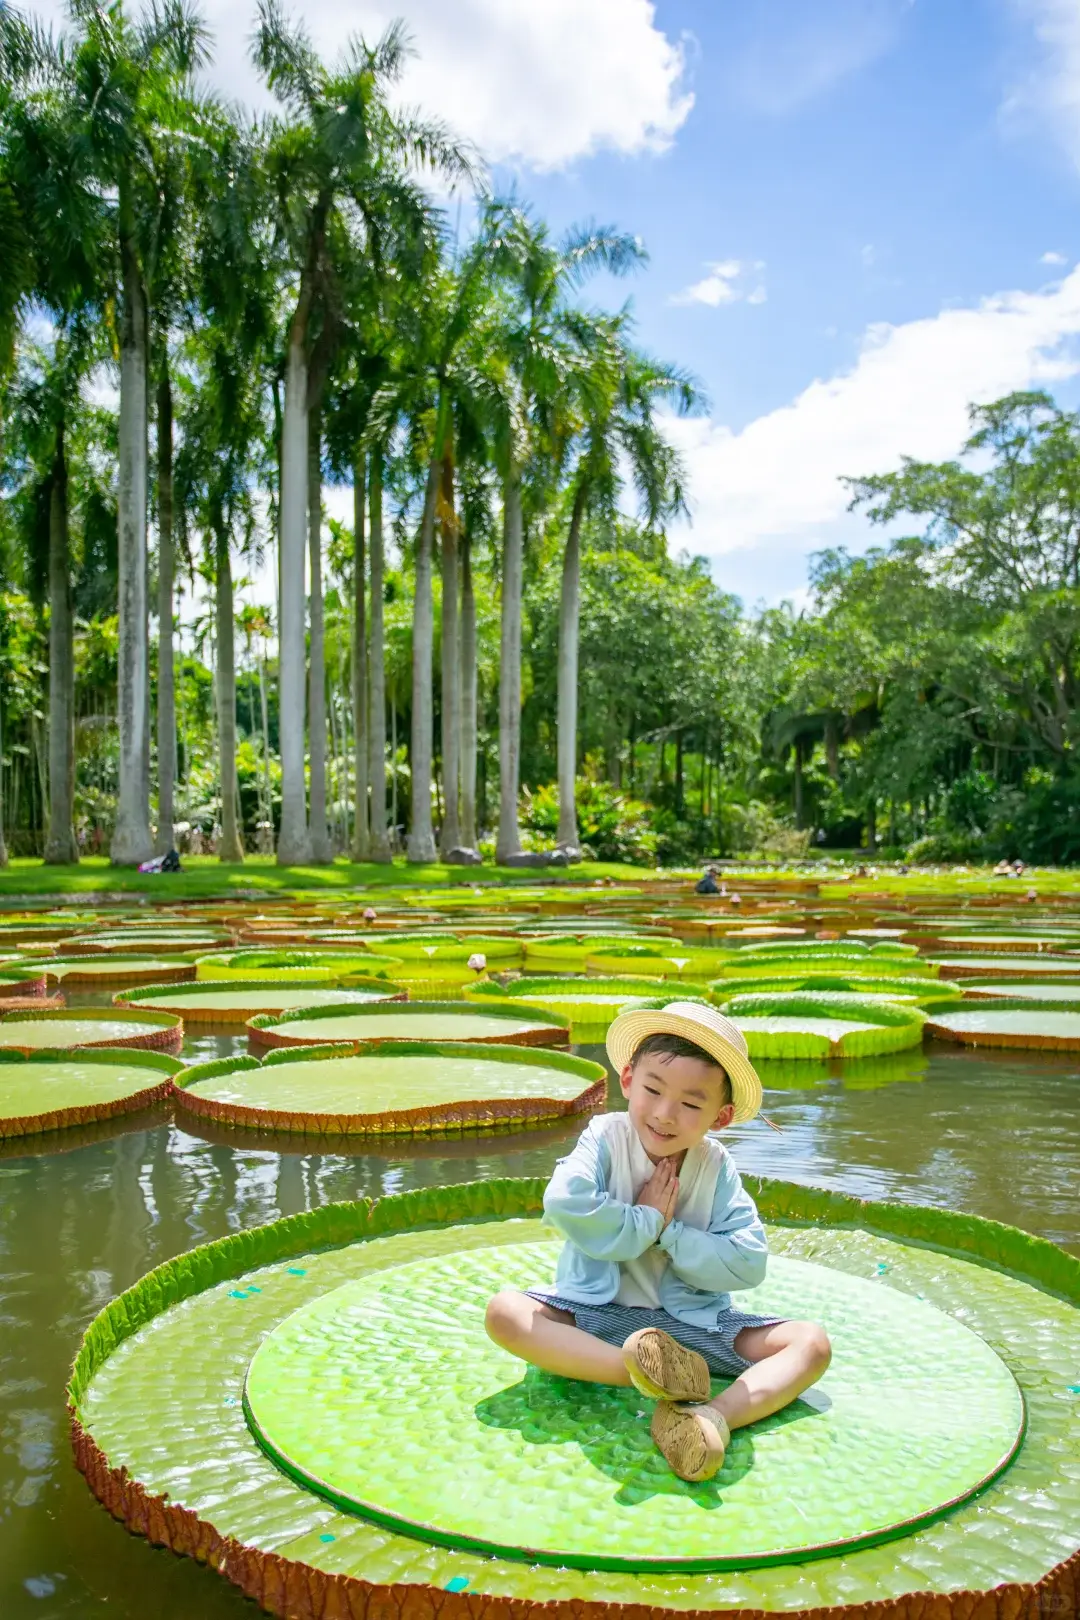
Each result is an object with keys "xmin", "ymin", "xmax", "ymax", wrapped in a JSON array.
[{"xmin": 2, "ymin": 973, "xmax": 1080, "ymax": 1613}]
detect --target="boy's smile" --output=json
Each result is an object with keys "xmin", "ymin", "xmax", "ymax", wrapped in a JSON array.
[{"xmin": 620, "ymin": 1052, "xmax": 735, "ymax": 1163}]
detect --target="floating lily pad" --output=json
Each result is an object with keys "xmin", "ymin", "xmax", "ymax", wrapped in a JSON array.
[
  {"xmin": 352, "ymin": 932, "xmax": 522, "ymax": 963},
  {"xmin": 585, "ymin": 945, "xmax": 731, "ymax": 977},
  {"xmin": 0, "ymin": 1007, "xmax": 183, "ymax": 1053},
  {"xmin": 961, "ymin": 981, "xmax": 1080, "ymax": 1005},
  {"xmin": 64, "ymin": 931, "xmax": 228, "ymax": 956},
  {"xmin": 931, "ymin": 955, "xmax": 1080, "ymax": 979},
  {"xmin": 926, "ymin": 1009, "xmax": 1080, "ymax": 1050},
  {"xmin": 69, "ymin": 1178, "xmax": 1080, "ymax": 1619},
  {"xmin": 710, "ymin": 973, "xmax": 961, "ymax": 1010},
  {"xmin": 172, "ymin": 1043, "xmax": 605, "ymax": 1134},
  {"xmin": 194, "ymin": 948, "xmax": 405, "ymax": 983},
  {"xmin": 0, "ymin": 966, "xmax": 48, "ymax": 995},
  {"xmin": 243, "ymin": 1242, "xmax": 1021, "ymax": 1572},
  {"xmin": 247, "ymin": 1001, "xmax": 570, "ymax": 1050},
  {"xmin": 41, "ymin": 956, "xmax": 197, "ymax": 986},
  {"xmin": 722, "ymin": 992, "xmax": 925, "ymax": 1058},
  {"xmin": 464, "ymin": 975, "xmax": 710, "ymax": 1036},
  {"xmin": 114, "ymin": 980, "xmax": 404, "ymax": 1023},
  {"xmin": 0, "ymin": 1048, "xmax": 181, "ymax": 1138},
  {"xmin": 524, "ymin": 934, "xmax": 682, "ymax": 969}
]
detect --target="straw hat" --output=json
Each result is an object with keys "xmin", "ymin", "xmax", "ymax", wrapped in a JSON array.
[{"xmin": 607, "ymin": 1000, "xmax": 762, "ymax": 1124}]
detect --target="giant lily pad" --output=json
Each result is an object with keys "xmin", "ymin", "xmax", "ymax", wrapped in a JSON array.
[
  {"xmin": 524, "ymin": 934, "xmax": 683, "ymax": 969},
  {"xmin": 247, "ymin": 1000, "xmax": 570, "ymax": 1050},
  {"xmin": 63, "ymin": 930, "xmax": 228, "ymax": 956},
  {"xmin": 194, "ymin": 948, "xmax": 405, "ymax": 983},
  {"xmin": 710, "ymin": 973, "xmax": 961, "ymax": 1010},
  {"xmin": 585, "ymin": 944, "xmax": 731, "ymax": 977},
  {"xmin": 926, "ymin": 1008, "xmax": 1080, "ymax": 1050},
  {"xmin": 114, "ymin": 979, "xmax": 405, "ymax": 1024},
  {"xmin": 352, "ymin": 932, "xmax": 522, "ymax": 963},
  {"xmin": 931, "ymin": 955, "xmax": 1080, "ymax": 979},
  {"xmin": 962, "ymin": 981, "xmax": 1080, "ymax": 1005},
  {"xmin": 41, "ymin": 956, "xmax": 196, "ymax": 986},
  {"xmin": 464, "ymin": 975, "xmax": 710, "ymax": 1037},
  {"xmin": 172, "ymin": 1043, "xmax": 605, "ymax": 1134},
  {"xmin": 721, "ymin": 992, "xmax": 925, "ymax": 1058},
  {"xmin": 0, "ymin": 1006, "xmax": 183, "ymax": 1053},
  {"xmin": 68, "ymin": 1178, "xmax": 1080, "ymax": 1619},
  {"xmin": 0, "ymin": 1047, "xmax": 181, "ymax": 1138}
]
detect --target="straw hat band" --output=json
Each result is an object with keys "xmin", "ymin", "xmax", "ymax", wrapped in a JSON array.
[{"xmin": 606, "ymin": 1000, "xmax": 763, "ymax": 1125}]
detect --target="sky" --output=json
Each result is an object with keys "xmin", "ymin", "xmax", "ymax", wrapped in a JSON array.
[{"xmin": 33, "ymin": 0, "xmax": 1080, "ymax": 609}]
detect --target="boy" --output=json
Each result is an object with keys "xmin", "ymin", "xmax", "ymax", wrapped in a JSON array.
[{"xmin": 485, "ymin": 1001, "xmax": 831, "ymax": 1482}]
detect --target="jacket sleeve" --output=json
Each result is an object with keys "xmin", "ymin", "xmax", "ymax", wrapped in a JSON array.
[
  {"xmin": 657, "ymin": 1151, "xmax": 768, "ymax": 1293},
  {"xmin": 543, "ymin": 1121, "xmax": 664, "ymax": 1261}
]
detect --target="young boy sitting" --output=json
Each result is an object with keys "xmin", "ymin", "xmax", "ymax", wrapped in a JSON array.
[{"xmin": 485, "ymin": 1001, "xmax": 831, "ymax": 1482}]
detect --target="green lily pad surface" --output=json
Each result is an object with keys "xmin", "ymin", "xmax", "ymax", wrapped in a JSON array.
[
  {"xmin": 243, "ymin": 1242, "xmax": 1021, "ymax": 1572},
  {"xmin": 0, "ymin": 1049, "xmax": 180, "ymax": 1136},
  {"xmin": 0, "ymin": 1011, "xmax": 180, "ymax": 1050},
  {"xmin": 250, "ymin": 1004, "xmax": 568, "ymax": 1047},
  {"xmin": 116, "ymin": 984, "xmax": 398, "ymax": 1021},
  {"xmin": 961, "ymin": 981, "xmax": 1080, "ymax": 1003},
  {"xmin": 71, "ymin": 1186, "xmax": 1080, "ymax": 1614},
  {"xmin": 42, "ymin": 956, "xmax": 195, "ymax": 984},
  {"xmin": 931, "ymin": 956, "xmax": 1080, "ymax": 977},
  {"xmin": 926, "ymin": 1009, "xmax": 1080, "ymax": 1049},
  {"xmin": 175, "ymin": 1046, "xmax": 604, "ymax": 1134}
]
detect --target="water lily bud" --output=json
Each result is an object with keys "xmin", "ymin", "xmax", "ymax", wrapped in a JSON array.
[
  {"xmin": 363, "ymin": 908, "xmax": 377, "ymax": 922},
  {"xmin": 467, "ymin": 953, "xmax": 487, "ymax": 973}
]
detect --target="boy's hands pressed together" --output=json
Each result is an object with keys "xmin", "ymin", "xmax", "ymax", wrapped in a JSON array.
[{"xmin": 635, "ymin": 1156, "xmax": 679, "ymax": 1230}]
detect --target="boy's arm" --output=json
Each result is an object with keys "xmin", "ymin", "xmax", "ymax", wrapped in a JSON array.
[
  {"xmin": 543, "ymin": 1123, "xmax": 664, "ymax": 1261},
  {"xmin": 658, "ymin": 1153, "xmax": 768, "ymax": 1293}
]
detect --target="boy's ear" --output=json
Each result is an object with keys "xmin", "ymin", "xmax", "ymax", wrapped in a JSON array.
[
  {"xmin": 711, "ymin": 1102, "xmax": 736, "ymax": 1131},
  {"xmin": 618, "ymin": 1063, "xmax": 634, "ymax": 1100}
]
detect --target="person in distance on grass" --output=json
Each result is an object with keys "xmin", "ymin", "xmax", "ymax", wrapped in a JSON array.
[{"xmin": 485, "ymin": 1001, "xmax": 831, "ymax": 1482}]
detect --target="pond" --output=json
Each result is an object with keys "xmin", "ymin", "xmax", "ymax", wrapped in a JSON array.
[{"xmin": 2, "ymin": 917, "xmax": 1079, "ymax": 1614}]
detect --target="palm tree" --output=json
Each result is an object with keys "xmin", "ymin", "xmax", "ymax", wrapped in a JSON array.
[
  {"xmin": 555, "ymin": 314, "xmax": 699, "ymax": 847},
  {"xmin": 62, "ymin": 0, "xmax": 210, "ymax": 864},
  {"xmin": 252, "ymin": 0, "xmax": 470, "ymax": 865},
  {"xmin": 484, "ymin": 203, "xmax": 646, "ymax": 862},
  {"xmin": 366, "ymin": 444, "xmax": 392, "ymax": 860}
]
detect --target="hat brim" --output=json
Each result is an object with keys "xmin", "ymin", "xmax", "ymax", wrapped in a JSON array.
[{"xmin": 607, "ymin": 1008, "xmax": 763, "ymax": 1124}]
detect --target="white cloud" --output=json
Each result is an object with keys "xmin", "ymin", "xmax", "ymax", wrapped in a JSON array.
[
  {"xmin": 1042, "ymin": 249, "xmax": 1067, "ymax": 264},
  {"xmin": 671, "ymin": 259, "xmax": 766, "ymax": 308},
  {"xmin": 1008, "ymin": 0, "xmax": 1080, "ymax": 167},
  {"xmin": 667, "ymin": 265, "xmax": 1080, "ymax": 592},
  {"xmin": 32, "ymin": 0, "xmax": 692, "ymax": 172}
]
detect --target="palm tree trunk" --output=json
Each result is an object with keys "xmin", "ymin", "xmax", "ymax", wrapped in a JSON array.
[
  {"xmin": 459, "ymin": 524, "xmax": 477, "ymax": 849},
  {"xmin": 496, "ymin": 463, "xmax": 524, "ymax": 862},
  {"xmin": 406, "ymin": 452, "xmax": 440, "ymax": 863},
  {"xmin": 155, "ymin": 361, "xmax": 175, "ymax": 853},
  {"xmin": 307, "ymin": 402, "xmax": 331, "ymax": 863},
  {"xmin": 276, "ymin": 321, "xmax": 312, "ymax": 865},
  {"xmin": 351, "ymin": 452, "xmax": 369, "ymax": 859},
  {"xmin": 438, "ymin": 443, "xmax": 461, "ymax": 855},
  {"xmin": 556, "ymin": 482, "xmax": 586, "ymax": 848},
  {"xmin": 0, "ymin": 684, "xmax": 7, "ymax": 866},
  {"xmin": 258, "ymin": 641, "xmax": 273, "ymax": 852},
  {"xmin": 111, "ymin": 203, "xmax": 153, "ymax": 864},
  {"xmin": 215, "ymin": 523, "xmax": 244, "ymax": 863},
  {"xmin": 367, "ymin": 448, "xmax": 391, "ymax": 863},
  {"xmin": 44, "ymin": 424, "xmax": 77, "ymax": 863}
]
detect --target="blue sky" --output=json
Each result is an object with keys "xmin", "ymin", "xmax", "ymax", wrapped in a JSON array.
[{"xmin": 37, "ymin": 0, "xmax": 1080, "ymax": 608}]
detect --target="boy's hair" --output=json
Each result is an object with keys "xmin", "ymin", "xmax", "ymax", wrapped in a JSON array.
[{"xmin": 630, "ymin": 1032, "xmax": 733, "ymax": 1106}]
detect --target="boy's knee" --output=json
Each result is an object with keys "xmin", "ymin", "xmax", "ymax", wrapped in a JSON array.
[
  {"xmin": 485, "ymin": 1289, "xmax": 527, "ymax": 1348},
  {"xmin": 797, "ymin": 1321, "xmax": 832, "ymax": 1373}
]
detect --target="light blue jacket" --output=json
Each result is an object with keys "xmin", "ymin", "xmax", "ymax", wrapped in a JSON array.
[{"xmin": 542, "ymin": 1114, "xmax": 769, "ymax": 1327}]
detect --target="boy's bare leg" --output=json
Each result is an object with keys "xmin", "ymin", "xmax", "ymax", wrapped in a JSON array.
[
  {"xmin": 486, "ymin": 1289, "xmax": 632, "ymax": 1386},
  {"xmin": 705, "ymin": 1320, "xmax": 832, "ymax": 1432}
]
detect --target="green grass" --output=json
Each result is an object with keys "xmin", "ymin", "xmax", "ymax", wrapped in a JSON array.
[{"xmin": 0, "ymin": 855, "xmax": 663, "ymax": 899}]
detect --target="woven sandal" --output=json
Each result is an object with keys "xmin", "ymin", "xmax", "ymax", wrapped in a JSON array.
[
  {"xmin": 651, "ymin": 1403, "xmax": 730, "ymax": 1483},
  {"xmin": 622, "ymin": 1327, "xmax": 711, "ymax": 1403}
]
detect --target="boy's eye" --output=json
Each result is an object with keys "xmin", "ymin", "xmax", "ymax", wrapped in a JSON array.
[
  {"xmin": 644, "ymin": 1086, "xmax": 660, "ymax": 1097},
  {"xmin": 683, "ymin": 1103, "xmax": 700, "ymax": 1112}
]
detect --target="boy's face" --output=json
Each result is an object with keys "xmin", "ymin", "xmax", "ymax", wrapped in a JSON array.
[{"xmin": 620, "ymin": 1053, "xmax": 735, "ymax": 1162}]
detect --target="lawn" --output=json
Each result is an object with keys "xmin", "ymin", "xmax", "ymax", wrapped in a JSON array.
[{"xmin": 0, "ymin": 855, "xmax": 673, "ymax": 900}]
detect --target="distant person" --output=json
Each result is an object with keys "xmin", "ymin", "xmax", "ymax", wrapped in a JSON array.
[{"xmin": 695, "ymin": 866, "xmax": 721, "ymax": 895}]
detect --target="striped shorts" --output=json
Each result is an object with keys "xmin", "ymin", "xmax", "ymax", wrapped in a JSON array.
[{"xmin": 525, "ymin": 1288, "xmax": 786, "ymax": 1378}]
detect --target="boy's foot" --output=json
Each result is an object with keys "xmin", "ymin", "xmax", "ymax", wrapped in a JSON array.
[
  {"xmin": 651, "ymin": 1403, "xmax": 730, "ymax": 1483},
  {"xmin": 622, "ymin": 1327, "xmax": 711, "ymax": 1403}
]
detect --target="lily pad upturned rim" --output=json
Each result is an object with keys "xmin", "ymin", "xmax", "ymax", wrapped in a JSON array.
[
  {"xmin": 246, "ymin": 999, "xmax": 571, "ymax": 1051},
  {"xmin": 114, "ymin": 978, "xmax": 408, "ymax": 1022},
  {"xmin": 170, "ymin": 1040, "xmax": 606, "ymax": 1136},
  {"xmin": 42, "ymin": 957, "xmax": 198, "ymax": 987},
  {"xmin": 649, "ymin": 991, "xmax": 925, "ymax": 1060},
  {"xmin": 0, "ymin": 1046, "xmax": 182, "ymax": 1138},
  {"xmin": 0, "ymin": 964, "xmax": 49, "ymax": 994},
  {"xmin": 0, "ymin": 1005, "xmax": 184, "ymax": 1054},
  {"xmin": 925, "ymin": 1009, "xmax": 1080, "ymax": 1051},
  {"xmin": 193, "ymin": 948, "xmax": 406, "ymax": 983},
  {"xmin": 709, "ymin": 973, "xmax": 962, "ymax": 1009},
  {"xmin": 68, "ymin": 1174, "xmax": 1080, "ymax": 1620}
]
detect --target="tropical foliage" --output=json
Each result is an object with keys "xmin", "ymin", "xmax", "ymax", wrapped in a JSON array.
[{"xmin": 2, "ymin": 6, "xmax": 1077, "ymax": 867}]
